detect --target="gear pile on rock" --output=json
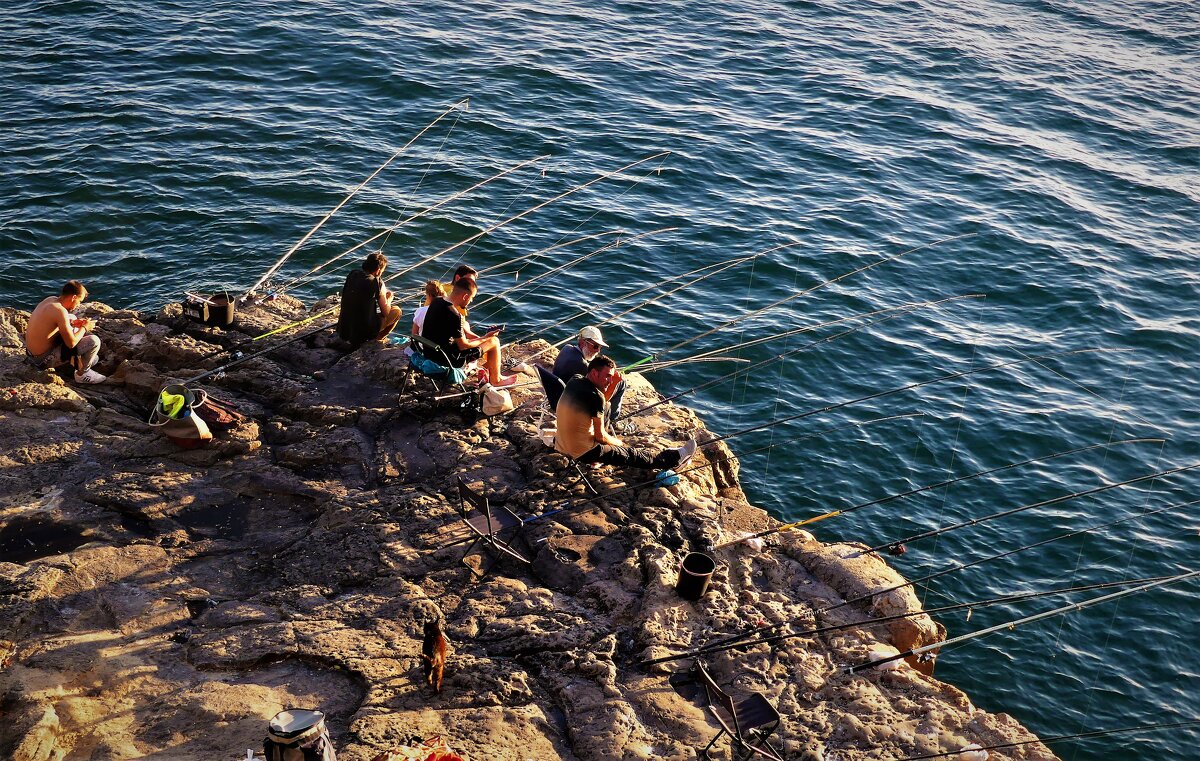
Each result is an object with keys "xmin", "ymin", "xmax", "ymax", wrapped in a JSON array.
[{"xmin": 0, "ymin": 297, "xmax": 1054, "ymax": 760}]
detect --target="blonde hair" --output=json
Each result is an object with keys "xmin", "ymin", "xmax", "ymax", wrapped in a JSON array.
[{"xmin": 424, "ymin": 279, "xmax": 446, "ymax": 305}]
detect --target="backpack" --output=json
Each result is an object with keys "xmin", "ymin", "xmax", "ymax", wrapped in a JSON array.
[
  {"xmin": 264, "ymin": 709, "xmax": 337, "ymax": 761},
  {"xmin": 194, "ymin": 394, "xmax": 249, "ymax": 431}
]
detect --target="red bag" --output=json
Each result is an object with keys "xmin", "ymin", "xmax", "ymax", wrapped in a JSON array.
[{"xmin": 194, "ymin": 394, "xmax": 248, "ymax": 431}]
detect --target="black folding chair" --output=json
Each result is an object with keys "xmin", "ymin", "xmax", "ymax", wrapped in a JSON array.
[
  {"xmin": 534, "ymin": 365, "xmax": 598, "ymax": 495},
  {"xmin": 456, "ymin": 477, "xmax": 531, "ymax": 580},
  {"xmin": 692, "ymin": 660, "xmax": 783, "ymax": 761},
  {"xmin": 399, "ymin": 335, "xmax": 480, "ymax": 414}
]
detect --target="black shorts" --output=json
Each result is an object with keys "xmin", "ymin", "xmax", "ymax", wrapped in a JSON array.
[{"xmin": 444, "ymin": 347, "xmax": 482, "ymax": 368}]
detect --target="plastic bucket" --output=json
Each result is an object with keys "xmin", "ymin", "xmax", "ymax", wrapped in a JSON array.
[{"xmin": 675, "ymin": 551, "xmax": 717, "ymax": 601}]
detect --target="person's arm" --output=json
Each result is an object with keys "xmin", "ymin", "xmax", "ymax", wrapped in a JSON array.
[
  {"xmin": 454, "ymin": 327, "xmax": 499, "ymax": 350},
  {"xmin": 377, "ymin": 285, "xmax": 393, "ymax": 313},
  {"xmin": 601, "ymin": 369, "xmax": 623, "ymax": 401},
  {"xmin": 592, "ymin": 415, "xmax": 622, "ymax": 447},
  {"xmin": 55, "ymin": 307, "xmax": 87, "ymax": 349}
]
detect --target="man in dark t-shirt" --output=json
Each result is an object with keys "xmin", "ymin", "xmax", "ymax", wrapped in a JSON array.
[
  {"xmin": 555, "ymin": 354, "xmax": 695, "ymax": 470},
  {"xmin": 337, "ymin": 252, "xmax": 401, "ymax": 346},
  {"xmin": 419, "ymin": 277, "xmax": 517, "ymax": 386}
]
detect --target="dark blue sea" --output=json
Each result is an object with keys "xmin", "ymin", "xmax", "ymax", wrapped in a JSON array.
[{"xmin": 2, "ymin": 1, "xmax": 1197, "ymax": 757}]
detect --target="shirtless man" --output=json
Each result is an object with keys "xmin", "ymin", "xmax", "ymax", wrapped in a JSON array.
[{"xmin": 24, "ymin": 280, "xmax": 107, "ymax": 383}]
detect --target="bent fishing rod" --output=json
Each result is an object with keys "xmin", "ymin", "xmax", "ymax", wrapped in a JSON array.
[
  {"xmin": 469, "ymin": 227, "xmax": 678, "ymax": 315},
  {"xmin": 243, "ymin": 98, "xmax": 470, "ymax": 299},
  {"xmin": 714, "ymin": 437, "xmax": 1164, "ymax": 551},
  {"xmin": 635, "ymin": 573, "xmax": 1176, "ymax": 668},
  {"xmin": 622, "ymin": 232, "xmax": 976, "ymax": 372},
  {"xmin": 617, "ymin": 293, "xmax": 986, "ymax": 420},
  {"xmin": 382, "ymin": 151, "xmax": 672, "ymax": 286},
  {"xmin": 894, "ymin": 719, "xmax": 1200, "ymax": 761},
  {"xmin": 844, "ymin": 568, "xmax": 1200, "ymax": 673},
  {"xmin": 865, "ymin": 460, "xmax": 1200, "ymax": 556},
  {"xmin": 664, "ymin": 495, "xmax": 1200, "ymax": 664},
  {"xmin": 273, "ymin": 153, "xmax": 551, "ymax": 298}
]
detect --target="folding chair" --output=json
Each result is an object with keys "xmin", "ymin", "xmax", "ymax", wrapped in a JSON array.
[
  {"xmin": 692, "ymin": 660, "xmax": 783, "ymax": 761},
  {"xmin": 534, "ymin": 365, "xmax": 598, "ymax": 495},
  {"xmin": 456, "ymin": 478, "xmax": 531, "ymax": 580},
  {"xmin": 399, "ymin": 335, "xmax": 480, "ymax": 414}
]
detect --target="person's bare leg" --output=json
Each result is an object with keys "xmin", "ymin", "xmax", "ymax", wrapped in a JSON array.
[{"xmin": 481, "ymin": 337, "xmax": 516, "ymax": 387}]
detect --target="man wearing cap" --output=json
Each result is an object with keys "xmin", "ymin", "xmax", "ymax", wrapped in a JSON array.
[
  {"xmin": 24, "ymin": 280, "xmax": 107, "ymax": 384},
  {"xmin": 553, "ymin": 326, "xmax": 628, "ymax": 429},
  {"xmin": 555, "ymin": 355, "xmax": 695, "ymax": 471}
]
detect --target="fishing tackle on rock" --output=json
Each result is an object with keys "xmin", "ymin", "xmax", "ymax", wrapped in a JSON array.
[
  {"xmin": 864, "ymin": 459, "xmax": 1200, "ymax": 555},
  {"xmin": 654, "ymin": 496, "xmax": 1200, "ymax": 666},
  {"xmin": 185, "ymin": 321, "xmax": 336, "ymax": 386},
  {"xmin": 844, "ymin": 569, "xmax": 1200, "ymax": 673},
  {"xmin": 714, "ymin": 437, "xmax": 1164, "ymax": 551},
  {"xmin": 635, "ymin": 573, "xmax": 1175, "ymax": 668},
  {"xmin": 382, "ymin": 151, "xmax": 672, "ymax": 286},
  {"xmin": 894, "ymin": 719, "xmax": 1200, "ymax": 761},
  {"xmin": 618, "ymin": 293, "xmax": 984, "ymax": 418},
  {"xmin": 243, "ymin": 98, "xmax": 471, "ymax": 300},
  {"xmin": 622, "ymin": 232, "xmax": 977, "ymax": 371},
  {"xmin": 273, "ymin": 153, "xmax": 552, "ymax": 298},
  {"xmin": 194, "ymin": 305, "xmax": 342, "ymax": 364},
  {"xmin": 470, "ymin": 227, "xmax": 678, "ymax": 316}
]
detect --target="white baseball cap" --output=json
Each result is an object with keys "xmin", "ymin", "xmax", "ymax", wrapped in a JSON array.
[{"xmin": 579, "ymin": 326, "xmax": 609, "ymax": 347}]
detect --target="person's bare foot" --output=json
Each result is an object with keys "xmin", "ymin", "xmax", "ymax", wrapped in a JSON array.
[{"xmin": 493, "ymin": 374, "xmax": 518, "ymax": 387}]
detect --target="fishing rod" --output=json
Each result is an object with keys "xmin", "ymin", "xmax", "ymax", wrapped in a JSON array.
[
  {"xmin": 619, "ymin": 294, "xmax": 999, "ymax": 421},
  {"xmin": 382, "ymin": 151, "xmax": 673, "ymax": 286},
  {"xmin": 243, "ymin": 98, "xmax": 470, "ymax": 299},
  {"xmin": 843, "ymin": 568, "xmax": 1200, "ymax": 673},
  {"xmin": 185, "ymin": 321, "xmax": 337, "ymax": 386},
  {"xmin": 668, "ymin": 496, "xmax": 1200, "ymax": 663},
  {"xmin": 622, "ymin": 232, "xmax": 976, "ymax": 372},
  {"xmin": 193, "ymin": 305, "xmax": 341, "ymax": 364},
  {"xmin": 865, "ymin": 460, "xmax": 1200, "ymax": 555},
  {"xmin": 520, "ymin": 413, "xmax": 925, "ymax": 527},
  {"xmin": 894, "ymin": 719, "xmax": 1200, "ymax": 760},
  {"xmin": 505, "ymin": 251, "xmax": 769, "ymax": 348},
  {"xmin": 714, "ymin": 437, "xmax": 1163, "ymax": 551},
  {"xmin": 469, "ymin": 227, "xmax": 678, "ymax": 315},
  {"xmin": 474, "ymin": 228, "xmax": 626, "ymax": 279},
  {"xmin": 633, "ymin": 296, "xmax": 980, "ymax": 375},
  {"xmin": 272, "ymin": 153, "xmax": 551, "ymax": 297},
  {"xmin": 635, "ymin": 574, "xmax": 1175, "ymax": 668}
]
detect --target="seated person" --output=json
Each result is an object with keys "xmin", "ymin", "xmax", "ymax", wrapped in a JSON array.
[
  {"xmin": 441, "ymin": 264, "xmax": 477, "ymax": 298},
  {"xmin": 420, "ymin": 278, "xmax": 517, "ymax": 387},
  {"xmin": 24, "ymin": 280, "xmax": 106, "ymax": 384},
  {"xmin": 552, "ymin": 325, "xmax": 627, "ymax": 426},
  {"xmin": 555, "ymin": 355, "xmax": 695, "ymax": 470},
  {"xmin": 337, "ymin": 252, "xmax": 402, "ymax": 346},
  {"xmin": 407, "ymin": 279, "xmax": 447, "ymax": 356}
]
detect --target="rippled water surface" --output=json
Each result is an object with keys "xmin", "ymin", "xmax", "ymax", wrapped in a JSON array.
[{"xmin": 2, "ymin": 0, "xmax": 1198, "ymax": 757}]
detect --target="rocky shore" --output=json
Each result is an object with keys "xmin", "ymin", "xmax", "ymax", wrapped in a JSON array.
[{"xmin": 0, "ymin": 296, "xmax": 1055, "ymax": 760}]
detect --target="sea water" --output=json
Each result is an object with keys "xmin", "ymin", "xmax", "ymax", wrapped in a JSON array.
[{"xmin": 2, "ymin": 1, "xmax": 1197, "ymax": 757}]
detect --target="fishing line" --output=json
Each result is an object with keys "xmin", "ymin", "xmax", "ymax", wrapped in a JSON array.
[
  {"xmin": 637, "ymin": 574, "xmax": 1176, "ymax": 669},
  {"xmin": 1009, "ymin": 345, "xmax": 1170, "ymax": 436},
  {"xmin": 715, "ymin": 438, "xmax": 1162, "ymax": 552},
  {"xmin": 243, "ymin": 98, "xmax": 470, "ymax": 299},
  {"xmin": 273, "ymin": 154, "xmax": 550, "ymax": 297},
  {"xmin": 381, "ymin": 151, "xmax": 673, "ymax": 286},
  {"xmin": 624, "ymin": 232, "xmax": 977, "ymax": 370},
  {"xmin": 863, "ymin": 460, "xmax": 1200, "ymax": 556},
  {"xmin": 470, "ymin": 227, "xmax": 678, "ymax": 322},
  {"xmin": 842, "ymin": 569, "xmax": 1200, "ymax": 674},
  {"xmin": 893, "ymin": 719, "xmax": 1200, "ymax": 761},
  {"xmin": 378, "ymin": 104, "xmax": 464, "ymax": 258},
  {"xmin": 439, "ymin": 161, "xmax": 546, "ymax": 281},
  {"xmin": 674, "ymin": 496, "xmax": 1200, "ymax": 665},
  {"xmin": 618, "ymin": 294, "xmax": 985, "ymax": 419}
]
